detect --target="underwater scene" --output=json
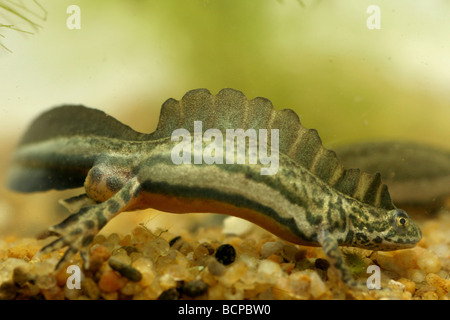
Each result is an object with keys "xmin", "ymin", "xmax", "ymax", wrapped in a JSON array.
[{"xmin": 0, "ymin": 0, "xmax": 449, "ymax": 302}]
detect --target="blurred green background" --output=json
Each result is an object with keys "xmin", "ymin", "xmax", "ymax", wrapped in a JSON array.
[{"xmin": 0, "ymin": 0, "xmax": 449, "ymax": 236}]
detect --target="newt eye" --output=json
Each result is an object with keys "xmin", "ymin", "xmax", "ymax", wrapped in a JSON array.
[
  {"xmin": 397, "ymin": 216, "xmax": 408, "ymax": 228},
  {"xmin": 390, "ymin": 209, "xmax": 410, "ymax": 230}
]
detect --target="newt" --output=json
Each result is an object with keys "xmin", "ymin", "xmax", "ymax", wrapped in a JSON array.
[
  {"xmin": 335, "ymin": 141, "xmax": 450, "ymax": 210},
  {"xmin": 7, "ymin": 88, "xmax": 422, "ymax": 286}
]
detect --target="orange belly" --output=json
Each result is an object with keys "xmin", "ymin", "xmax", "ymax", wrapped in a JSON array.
[{"xmin": 129, "ymin": 191, "xmax": 316, "ymax": 246}]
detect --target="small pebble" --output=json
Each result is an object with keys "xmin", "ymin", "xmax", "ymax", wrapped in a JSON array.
[
  {"xmin": 215, "ymin": 244, "xmax": 236, "ymax": 265},
  {"xmin": 164, "ymin": 264, "xmax": 190, "ymax": 281},
  {"xmin": 422, "ymin": 291, "xmax": 439, "ymax": 300},
  {"xmin": 182, "ymin": 280, "xmax": 208, "ymax": 297},
  {"xmin": 143, "ymin": 238, "xmax": 170, "ymax": 261},
  {"xmin": 107, "ymin": 233, "xmax": 121, "ymax": 244},
  {"xmin": 425, "ymin": 273, "xmax": 448, "ymax": 297},
  {"xmin": 266, "ymin": 254, "xmax": 282, "ymax": 264},
  {"xmin": 119, "ymin": 234, "xmax": 132, "ymax": 246},
  {"xmin": 257, "ymin": 260, "xmax": 282, "ymax": 281},
  {"xmin": 287, "ymin": 271, "xmax": 312, "ymax": 299},
  {"xmin": 388, "ymin": 279, "xmax": 406, "ymax": 291},
  {"xmin": 309, "ymin": 271, "xmax": 328, "ymax": 299},
  {"xmin": 199, "ymin": 242, "xmax": 215, "ymax": 255},
  {"xmin": 428, "ymin": 244, "xmax": 450, "ymax": 259},
  {"xmin": 417, "ymin": 251, "xmax": 441, "ymax": 274},
  {"xmin": 208, "ymin": 259, "xmax": 227, "ymax": 277},
  {"xmin": 169, "ymin": 236, "xmax": 182, "ymax": 247},
  {"xmin": 281, "ymin": 244, "xmax": 298, "ymax": 262},
  {"xmin": 414, "ymin": 284, "xmax": 436, "ymax": 298},
  {"xmin": 108, "ymin": 258, "xmax": 142, "ymax": 282},
  {"xmin": 13, "ymin": 266, "xmax": 35, "ymax": 286},
  {"xmin": 98, "ymin": 270, "xmax": 126, "ymax": 293},
  {"xmin": 158, "ymin": 287, "xmax": 180, "ymax": 300},
  {"xmin": 64, "ymin": 285, "xmax": 82, "ymax": 300},
  {"xmin": 408, "ymin": 268, "xmax": 426, "ymax": 283},
  {"xmin": 295, "ymin": 258, "xmax": 315, "ymax": 271},
  {"xmin": 20, "ymin": 282, "xmax": 40, "ymax": 297},
  {"xmin": 121, "ymin": 281, "xmax": 142, "ymax": 296},
  {"xmin": 81, "ymin": 278, "xmax": 100, "ymax": 299},
  {"xmin": 36, "ymin": 274, "xmax": 57, "ymax": 290},
  {"xmin": 101, "ymin": 291, "xmax": 119, "ymax": 300},
  {"xmin": 0, "ymin": 281, "xmax": 18, "ymax": 300},
  {"xmin": 157, "ymin": 274, "xmax": 175, "ymax": 292},
  {"xmin": 170, "ymin": 236, "xmax": 193, "ymax": 255},
  {"xmin": 260, "ymin": 241, "xmax": 284, "ymax": 259},
  {"xmin": 121, "ymin": 245, "xmax": 139, "ymax": 255},
  {"xmin": 41, "ymin": 286, "xmax": 64, "ymax": 300},
  {"xmin": 131, "ymin": 257, "xmax": 155, "ymax": 286},
  {"xmin": 314, "ymin": 258, "xmax": 330, "ymax": 271},
  {"xmin": 239, "ymin": 239, "xmax": 258, "ymax": 257},
  {"xmin": 89, "ymin": 244, "xmax": 111, "ymax": 271},
  {"xmin": 132, "ymin": 226, "xmax": 154, "ymax": 245},
  {"xmin": 220, "ymin": 262, "xmax": 248, "ymax": 286},
  {"xmin": 7, "ymin": 243, "xmax": 41, "ymax": 260},
  {"xmin": 156, "ymin": 253, "xmax": 176, "ymax": 271},
  {"xmin": 194, "ymin": 244, "xmax": 211, "ymax": 261},
  {"xmin": 281, "ymin": 262, "xmax": 295, "ymax": 275},
  {"xmin": 92, "ymin": 234, "xmax": 106, "ymax": 245},
  {"xmin": 294, "ymin": 249, "xmax": 307, "ymax": 261},
  {"xmin": 397, "ymin": 278, "xmax": 416, "ymax": 294},
  {"xmin": 31, "ymin": 261, "xmax": 54, "ymax": 276},
  {"xmin": 111, "ymin": 251, "xmax": 132, "ymax": 265}
]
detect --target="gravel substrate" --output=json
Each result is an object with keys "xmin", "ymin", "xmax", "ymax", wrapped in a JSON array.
[{"xmin": 0, "ymin": 201, "xmax": 449, "ymax": 300}]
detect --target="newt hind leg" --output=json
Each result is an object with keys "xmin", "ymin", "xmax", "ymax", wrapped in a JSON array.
[
  {"xmin": 41, "ymin": 177, "xmax": 142, "ymax": 270},
  {"xmin": 84, "ymin": 162, "xmax": 134, "ymax": 203}
]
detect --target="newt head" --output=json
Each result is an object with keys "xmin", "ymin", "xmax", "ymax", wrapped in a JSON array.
[
  {"xmin": 379, "ymin": 209, "xmax": 422, "ymax": 250},
  {"xmin": 352, "ymin": 208, "xmax": 422, "ymax": 251}
]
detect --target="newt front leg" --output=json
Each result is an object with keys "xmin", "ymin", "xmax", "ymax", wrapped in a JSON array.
[
  {"xmin": 318, "ymin": 229, "xmax": 357, "ymax": 287},
  {"xmin": 41, "ymin": 176, "xmax": 142, "ymax": 270}
]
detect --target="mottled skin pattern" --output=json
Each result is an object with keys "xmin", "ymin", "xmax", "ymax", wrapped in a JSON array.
[
  {"xmin": 8, "ymin": 89, "xmax": 422, "ymax": 287},
  {"xmin": 28, "ymin": 136, "xmax": 422, "ymax": 285}
]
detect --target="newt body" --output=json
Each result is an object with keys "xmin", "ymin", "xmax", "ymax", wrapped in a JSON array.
[{"xmin": 7, "ymin": 88, "xmax": 422, "ymax": 286}]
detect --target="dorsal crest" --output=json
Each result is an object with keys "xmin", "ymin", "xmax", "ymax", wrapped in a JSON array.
[{"xmin": 151, "ymin": 88, "xmax": 395, "ymax": 210}]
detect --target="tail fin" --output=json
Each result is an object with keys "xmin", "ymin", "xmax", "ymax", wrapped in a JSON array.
[
  {"xmin": 17, "ymin": 105, "xmax": 146, "ymax": 147},
  {"xmin": 8, "ymin": 105, "xmax": 146, "ymax": 192}
]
